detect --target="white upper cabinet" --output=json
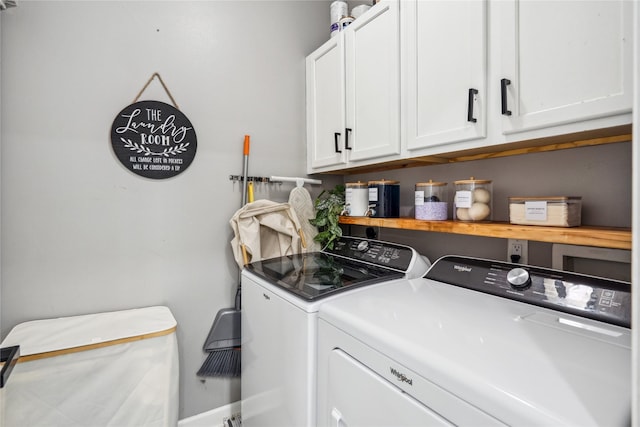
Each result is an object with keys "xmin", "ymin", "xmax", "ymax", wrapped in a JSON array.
[
  {"xmin": 404, "ymin": 0, "xmax": 487, "ymax": 153},
  {"xmin": 307, "ymin": 0, "xmax": 632, "ymax": 173},
  {"xmin": 497, "ymin": 0, "xmax": 633, "ymax": 136},
  {"xmin": 306, "ymin": 1, "xmax": 400, "ymax": 174},
  {"xmin": 345, "ymin": 0, "xmax": 401, "ymax": 163},
  {"xmin": 306, "ymin": 36, "xmax": 347, "ymax": 171}
]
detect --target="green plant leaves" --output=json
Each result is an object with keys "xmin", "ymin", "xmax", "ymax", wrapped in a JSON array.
[{"xmin": 309, "ymin": 184, "xmax": 345, "ymax": 250}]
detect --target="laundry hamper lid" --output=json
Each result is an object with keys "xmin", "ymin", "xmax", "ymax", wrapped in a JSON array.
[{"xmin": 0, "ymin": 306, "xmax": 176, "ymax": 358}]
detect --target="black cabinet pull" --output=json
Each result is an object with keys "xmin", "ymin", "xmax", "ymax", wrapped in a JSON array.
[
  {"xmin": 1, "ymin": 345, "xmax": 20, "ymax": 388},
  {"xmin": 334, "ymin": 132, "xmax": 342, "ymax": 153},
  {"xmin": 345, "ymin": 128, "xmax": 352, "ymax": 150},
  {"xmin": 501, "ymin": 78, "xmax": 512, "ymax": 116},
  {"xmin": 467, "ymin": 88, "xmax": 478, "ymax": 123}
]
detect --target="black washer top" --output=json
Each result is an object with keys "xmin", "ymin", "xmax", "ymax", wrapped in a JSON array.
[
  {"xmin": 245, "ymin": 236, "xmax": 416, "ymax": 301},
  {"xmin": 246, "ymin": 252, "xmax": 403, "ymax": 301}
]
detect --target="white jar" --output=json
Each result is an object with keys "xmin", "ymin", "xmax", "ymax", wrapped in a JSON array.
[
  {"xmin": 454, "ymin": 177, "xmax": 493, "ymax": 221},
  {"xmin": 345, "ymin": 181, "xmax": 369, "ymax": 216}
]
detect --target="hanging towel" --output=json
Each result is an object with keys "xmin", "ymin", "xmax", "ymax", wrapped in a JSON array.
[
  {"xmin": 230, "ymin": 199, "xmax": 304, "ymax": 269},
  {"xmin": 288, "ymin": 186, "xmax": 321, "ymax": 253}
]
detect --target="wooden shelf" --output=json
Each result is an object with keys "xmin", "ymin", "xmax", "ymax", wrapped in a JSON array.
[{"xmin": 339, "ymin": 216, "xmax": 631, "ymax": 250}]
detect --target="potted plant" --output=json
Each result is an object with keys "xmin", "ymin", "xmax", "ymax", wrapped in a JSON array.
[{"xmin": 309, "ymin": 184, "xmax": 345, "ymax": 250}]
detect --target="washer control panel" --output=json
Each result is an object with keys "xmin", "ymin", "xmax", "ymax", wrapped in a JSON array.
[
  {"xmin": 426, "ymin": 255, "xmax": 631, "ymax": 328},
  {"xmin": 325, "ymin": 236, "xmax": 416, "ymax": 273}
]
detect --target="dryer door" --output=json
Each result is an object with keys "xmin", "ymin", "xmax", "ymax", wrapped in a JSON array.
[{"xmin": 326, "ymin": 349, "xmax": 453, "ymax": 426}]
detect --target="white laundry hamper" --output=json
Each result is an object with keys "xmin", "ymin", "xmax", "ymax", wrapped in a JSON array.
[{"xmin": 0, "ymin": 306, "xmax": 179, "ymax": 427}]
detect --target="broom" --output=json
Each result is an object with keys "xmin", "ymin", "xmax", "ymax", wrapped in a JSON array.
[
  {"xmin": 196, "ymin": 287, "xmax": 242, "ymax": 377},
  {"xmin": 197, "ymin": 135, "xmax": 250, "ymax": 377}
]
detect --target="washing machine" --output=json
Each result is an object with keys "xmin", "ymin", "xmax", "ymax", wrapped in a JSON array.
[
  {"xmin": 240, "ymin": 236, "xmax": 430, "ymax": 427},
  {"xmin": 317, "ymin": 255, "xmax": 631, "ymax": 426}
]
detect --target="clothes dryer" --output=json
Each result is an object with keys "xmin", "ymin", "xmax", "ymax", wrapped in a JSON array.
[{"xmin": 317, "ymin": 256, "xmax": 631, "ymax": 426}]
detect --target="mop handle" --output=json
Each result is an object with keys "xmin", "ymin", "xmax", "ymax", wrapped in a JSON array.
[
  {"xmin": 241, "ymin": 135, "xmax": 250, "ymax": 206},
  {"xmin": 237, "ymin": 135, "xmax": 251, "ymax": 301}
]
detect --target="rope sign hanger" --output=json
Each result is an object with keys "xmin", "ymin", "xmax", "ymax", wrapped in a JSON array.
[{"xmin": 133, "ymin": 72, "xmax": 180, "ymax": 110}]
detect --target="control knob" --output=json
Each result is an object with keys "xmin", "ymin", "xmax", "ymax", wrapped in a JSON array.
[
  {"xmin": 507, "ymin": 267, "xmax": 531, "ymax": 289},
  {"xmin": 356, "ymin": 240, "xmax": 370, "ymax": 252}
]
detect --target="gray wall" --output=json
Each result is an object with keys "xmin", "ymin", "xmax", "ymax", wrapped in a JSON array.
[{"xmin": 0, "ymin": 0, "xmax": 329, "ymax": 419}]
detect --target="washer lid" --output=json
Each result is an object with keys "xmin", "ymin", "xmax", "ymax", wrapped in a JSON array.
[
  {"xmin": 318, "ymin": 275, "xmax": 631, "ymax": 426},
  {"xmin": 246, "ymin": 252, "xmax": 403, "ymax": 302}
]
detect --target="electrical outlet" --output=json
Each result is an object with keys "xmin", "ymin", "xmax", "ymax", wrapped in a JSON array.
[{"xmin": 507, "ymin": 239, "xmax": 528, "ymax": 264}]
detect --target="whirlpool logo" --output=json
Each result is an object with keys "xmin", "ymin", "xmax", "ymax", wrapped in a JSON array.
[
  {"xmin": 453, "ymin": 264, "xmax": 472, "ymax": 273},
  {"xmin": 390, "ymin": 367, "xmax": 413, "ymax": 386}
]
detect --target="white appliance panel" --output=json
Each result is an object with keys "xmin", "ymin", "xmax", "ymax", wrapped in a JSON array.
[
  {"xmin": 317, "ymin": 317, "xmax": 506, "ymax": 427},
  {"xmin": 317, "ymin": 276, "xmax": 631, "ymax": 426},
  {"xmin": 241, "ymin": 273, "xmax": 316, "ymax": 427}
]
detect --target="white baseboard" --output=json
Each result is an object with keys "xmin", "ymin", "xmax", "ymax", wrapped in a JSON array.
[{"xmin": 178, "ymin": 401, "xmax": 241, "ymax": 427}]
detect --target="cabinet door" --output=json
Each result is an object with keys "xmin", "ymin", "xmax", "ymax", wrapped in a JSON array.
[
  {"xmin": 499, "ymin": 0, "xmax": 632, "ymax": 135},
  {"xmin": 306, "ymin": 36, "xmax": 347, "ymax": 171},
  {"xmin": 344, "ymin": 0, "xmax": 401, "ymax": 162},
  {"xmin": 405, "ymin": 0, "xmax": 487, "ymax": 151}
]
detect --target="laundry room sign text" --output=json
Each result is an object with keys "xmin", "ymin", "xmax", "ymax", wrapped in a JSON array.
[{"xmin": 110, "ymin": 100, "xmax": 197, "ymax": 179}]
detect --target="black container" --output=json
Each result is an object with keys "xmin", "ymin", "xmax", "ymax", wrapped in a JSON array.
[{"xmin": 368, "ymin": 180, "xmax": 400, "ymax": 218}]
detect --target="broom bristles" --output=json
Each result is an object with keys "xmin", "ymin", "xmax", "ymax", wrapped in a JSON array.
[{"xmin": 197, "ymin": 347, "xmax": 241, "ymax": 377}]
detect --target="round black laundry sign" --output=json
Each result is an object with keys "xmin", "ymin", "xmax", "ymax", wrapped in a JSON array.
[{"xmin": 111, "ymin": 100, "xmax": 197, "ymax": 179}]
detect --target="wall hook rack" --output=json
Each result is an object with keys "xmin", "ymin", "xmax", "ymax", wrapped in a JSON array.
[
  {"xmin": 228, "ymin": 175, "xmax": 323, "ymax": 187},
  {"xmin": 269, "ymin": 176, "xmax": 322, "ymax": 187},
  {"xmin": 229, "ymin": 175, "xmax": 279, "ymax": 184}
]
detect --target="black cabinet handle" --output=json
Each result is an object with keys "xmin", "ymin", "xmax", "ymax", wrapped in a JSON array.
[
  {"xmin": 345, "ymin": 128, "xmax": 352, "ymax": 150},
  {"xmin": 501, "ymin": 78, "xmax": 512, "ymax": 116},
  {"xmin": 334, "ymin": 132, "xmax": 342, "ymax": 153},
  {"xmin": 1, "ymin": 345, "xmax": 20, "ymax": 388},
  {"xmin": 467, "ymin": 88, "xmax": 478, "ymax": 123}
]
